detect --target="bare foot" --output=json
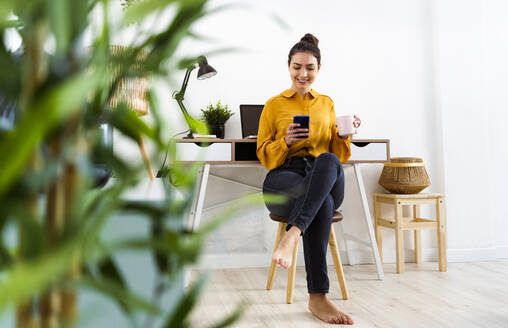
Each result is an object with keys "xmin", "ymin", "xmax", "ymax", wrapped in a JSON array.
[
  {"xmin": 272, "ymin": 226, "xmax": 300, "ymax": 269},
  {"xmin": 308, "ymin": 294, "xmax": 354, "ymax": 325}
]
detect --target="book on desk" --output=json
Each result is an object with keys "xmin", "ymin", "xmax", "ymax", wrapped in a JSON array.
[{"xmin": 175, "ymin": 138, "xmax": 390, "ymax": 164}]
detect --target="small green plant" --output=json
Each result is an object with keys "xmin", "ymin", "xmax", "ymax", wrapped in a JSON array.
[{"xmin": 201, "ymin": 101, "xmax": 234, "ymax": 125}]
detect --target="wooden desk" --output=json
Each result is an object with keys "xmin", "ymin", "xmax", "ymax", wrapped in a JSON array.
[
  {"xmin": 175, "ymin": 138, "xmax": 390, "ymax": 164},
  {"xmin": 176, "ymin": 138, "xmax": 390, "ymax": 280}
]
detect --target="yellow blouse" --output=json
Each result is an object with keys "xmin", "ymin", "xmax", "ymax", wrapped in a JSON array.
[{"xmin": 256, "ymin": 89, "xmax": 351, "ymax": 170}]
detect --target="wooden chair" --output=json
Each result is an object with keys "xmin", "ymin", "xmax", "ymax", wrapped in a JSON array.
[{"xmin": 266, "ymin": 211, "xmax": 349, "ymax": 303}]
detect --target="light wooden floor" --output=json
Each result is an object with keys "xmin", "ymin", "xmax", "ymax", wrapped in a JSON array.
[{"xmin": 190, "ymin": 261, "xmax": 508, "ymax": 328}]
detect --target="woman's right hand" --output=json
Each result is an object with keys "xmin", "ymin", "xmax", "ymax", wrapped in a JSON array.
[{"xmin": 284, "ymin": 123, "xmax": 309, "ymax": 146}]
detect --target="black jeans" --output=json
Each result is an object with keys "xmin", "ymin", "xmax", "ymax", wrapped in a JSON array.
[{"xmin": 262, "ymin": 152, "xmax": 345, "ymax": 294}]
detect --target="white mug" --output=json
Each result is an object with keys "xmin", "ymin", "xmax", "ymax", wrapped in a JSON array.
[{"xmin": 336, "ymin": 115, "xmax": 356, "ymax": 137}]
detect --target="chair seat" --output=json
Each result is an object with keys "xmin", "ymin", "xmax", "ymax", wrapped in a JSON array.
[{"xmin": 269, "ymin": 210, "xmax": 343, "ymax": 223}]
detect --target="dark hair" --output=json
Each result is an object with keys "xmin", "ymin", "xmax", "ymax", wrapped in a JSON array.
[{"xmin": 288, "ymin": 33, "xmax": 321, "ymax": 66}]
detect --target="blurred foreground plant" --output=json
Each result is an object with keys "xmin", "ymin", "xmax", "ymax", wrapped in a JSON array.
[{"xmin": 0, "ymin": 0, "xmax": 278, "ymax": 327}]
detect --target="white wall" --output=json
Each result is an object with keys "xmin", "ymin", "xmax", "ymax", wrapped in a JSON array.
[
  {"xmin": 433, "ymin": 0, "xmax": 508, "ymax": 260},
  {"xmin": 110, "ymin": 0, "xmax": 508, "ymax": 267}
]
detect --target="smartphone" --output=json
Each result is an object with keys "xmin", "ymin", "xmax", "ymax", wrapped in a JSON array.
[{"xmin": 293, "ymin": 115, "xmax": 309, "ymax": 139}]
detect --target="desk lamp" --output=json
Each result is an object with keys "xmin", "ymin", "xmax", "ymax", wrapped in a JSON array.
[{"xmin": 172, "ymin": 56, "xmax": 217, "ymax": 138}]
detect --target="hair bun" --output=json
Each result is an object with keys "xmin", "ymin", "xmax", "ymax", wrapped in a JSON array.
[{"xmin": 300, "ymin": 33, "xmax": 319, "ymax": 48}]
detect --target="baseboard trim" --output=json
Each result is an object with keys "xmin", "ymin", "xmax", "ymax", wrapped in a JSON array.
[
  {"xmin": 496, "ymin": 246, "xmax": 508, "ymax": 259},
  {"xmin": 197, "ymin": 246, "xmax": 508, "ymax": 270}
]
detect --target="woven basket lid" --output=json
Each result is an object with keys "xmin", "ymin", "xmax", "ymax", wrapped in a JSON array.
[{"xmin": 378, "ymin": 157, "xmax": 430, "ymax": 194}]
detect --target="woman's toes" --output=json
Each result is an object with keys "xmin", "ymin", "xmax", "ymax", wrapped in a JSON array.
[{"xmin": 278, "ymin": 258, "xmax": 286, "ymax": 269}]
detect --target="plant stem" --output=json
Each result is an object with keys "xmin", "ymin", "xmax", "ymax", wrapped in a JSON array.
[
  {"xmin": 16, "ymin": 153, "xmax": 41, "ymax": 328},
  {"xmin": 40, "ymin": 139, "xmax": 64, "ymax": 328},
  {"xmin": 59, "ymin": 162, "xmax": 80, "ymax": 328},
  {"xmin": 16, "ymin": 16, "xmax": 48, "ymax": 328}
]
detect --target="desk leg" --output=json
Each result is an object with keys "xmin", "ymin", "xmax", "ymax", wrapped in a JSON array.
[
  {"xmin": 187, "ymin": 164, "xmax": 210, "ymax": 232},
  {"xmin": 353, "ymin": 164, "xmax": 384, "ymax": 280},
  {"xmin": 185, "ymin": 164, "xmax": 210, "ymax": 288},
  {"xmin": 338, "ymin": 220, "xmax": 354, "ymax": 266}
]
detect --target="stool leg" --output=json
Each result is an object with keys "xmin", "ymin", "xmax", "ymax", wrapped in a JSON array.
[
  {"xmin": 329, "ymin": 225, "xmax": 349, "ymax": 300},
  {"xmin": 374, "ymin": 196, "xmax": 383, "ymax": 263},
  {"xmin": 267, "ymin": 223, "xmax": 286, "ymax": 290},
  {"xmin": 395, "ymin": 201, "xmax": 404, "ymax": 273},
  {"xmin": 286, "ymin": 240, "xmax": 299, "ymax": 304},
  {"xmin": 436, "ymin": 198, "xmax": 447, "ymax": 272},
  {"xmin": 413, "ymin": 205, "xmax": 422, "ymax": 264}
]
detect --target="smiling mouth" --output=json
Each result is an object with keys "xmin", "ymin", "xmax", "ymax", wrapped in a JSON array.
[{"xmin": 296, "ymin": 78, "xmax": 308, "ymax": 83}]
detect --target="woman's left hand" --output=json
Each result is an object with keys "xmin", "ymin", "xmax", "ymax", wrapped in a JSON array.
[
  {"xmin": 336, "ymin": 114, "xmax": 362, "ymax": 139},
  {"xmin": 353, "ymin": 115, "xmax": 361, "ymax": 129}
]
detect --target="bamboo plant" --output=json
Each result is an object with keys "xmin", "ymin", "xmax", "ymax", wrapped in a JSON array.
[{"xmin": 0, "ymin": 0, "xmax": 260, "ymax": 327}]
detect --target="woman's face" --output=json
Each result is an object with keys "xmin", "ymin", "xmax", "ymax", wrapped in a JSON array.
[{"xmin": 288, "ymin": 52, "xmax": 320, "ymax": 93}]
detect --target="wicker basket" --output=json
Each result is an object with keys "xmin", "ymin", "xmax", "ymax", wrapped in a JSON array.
[{"xmin": 378, "ymin": 157, "xmax": 430, "ymax": 194}]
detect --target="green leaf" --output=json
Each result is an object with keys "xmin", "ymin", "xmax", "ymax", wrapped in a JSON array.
[
  {"xmin": 68, "ymin": 0, "xmax": 88, "ymax": 42},
  {"xmin": 196, "ymin": 193, "xmax": 283, "ymax": 237},
  {"xmin": 0, "ymin": 43, "xmax": 21, "ymax": 99},
  {"xmin": 0, "ymin": 242, "xmax": 12, "ymax": 270},
  {"xmin": 0, "ymin": 0, "xmax": 15, "ymax": 22},
  {"xmin": 0, "ymin": 213, "xmax": 12, "ymax": 269},
  {"xmin": 142, "ymin": 0, "xmax": 208, "ymax": 69},
  {"xmin": 119, "ymin": 200, "xmax": 168, "ymax": 217},
  {"xmin": 97, "ymin": 256, "xmax": 127, "ymax": 290},
  {"xmin": 163, "ymin": 273, "xmax": 208, "ymax": 328},
  {"xmin": 123, "ymin": 0, "xmax": 180, "ymax": 24},
  {"xmin": 15, "ymin": 212, "xmax": 44, "ymax": 259},
  {"xmin": 0, "ymin": 241, "xmax": 78, "ymax": 312},
  {"xmin": 47, "ymin": 0, "xmax": 70, "ymax": 54},
  {"xmin": 108, "ymin": 104, "xmax": 159, "ymax": 146},
  {"xmin": 0, "ymin": 69, "xmax": 104, "ymax": 200}
]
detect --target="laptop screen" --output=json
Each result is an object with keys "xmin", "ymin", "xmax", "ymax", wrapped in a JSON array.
[{"xmin": 240, "ymin": 104, "xmax": 264, "ymax": 138}]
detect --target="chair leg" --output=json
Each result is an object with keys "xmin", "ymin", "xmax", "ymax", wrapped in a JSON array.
[
  {"xmin": 266, "ymin": 223, "xmax": 286, "ymax": 290},
  {"xmin": 286, "ymin": 240, "xmax": 299, "ymax": 304},
  {"xmin": 329, "ymin": 225, "xmax": 349, "ymax": 300}
]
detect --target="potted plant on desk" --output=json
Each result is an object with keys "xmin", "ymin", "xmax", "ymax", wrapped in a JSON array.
[{"xmin": 201, "ymin": 100, "xmax": 234, "ymax": 139}]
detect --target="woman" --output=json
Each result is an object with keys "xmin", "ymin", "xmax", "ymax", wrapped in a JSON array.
[{"xmin": 256, "ymin": 33, "xmax": 360, "ymax": 325}]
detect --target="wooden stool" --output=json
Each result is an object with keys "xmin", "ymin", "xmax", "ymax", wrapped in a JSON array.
[
  {"xmin": 373, "ymin": 193, "xmax": 446, "ymax": 273},
  {"xmin": 266, "ymin": 211, "xmax": 349, "ymax": 303}
]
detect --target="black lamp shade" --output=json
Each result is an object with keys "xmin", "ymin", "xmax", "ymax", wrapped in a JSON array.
[{"xmin": 197, "ymin": 56, "xmax": 217, "ymax": 80}]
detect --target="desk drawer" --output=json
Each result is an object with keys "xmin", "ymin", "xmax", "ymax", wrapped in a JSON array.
[
  {"xmin": 176, "ymin": 142, "xmax": 232, "ymax": 162},
  {"xmin": 350, "ymin": 141, "xmax": 389, "ymax": 162}
]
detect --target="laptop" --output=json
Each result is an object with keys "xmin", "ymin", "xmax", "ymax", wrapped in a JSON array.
[{"xmin": 240, "ymin": 104, "xmax": 264, "ymax": 139}]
